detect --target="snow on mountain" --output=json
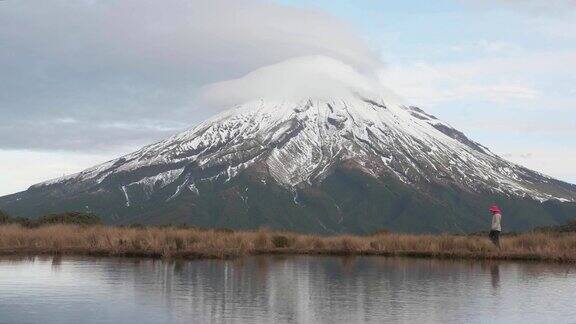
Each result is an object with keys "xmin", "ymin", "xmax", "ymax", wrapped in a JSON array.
[{"xmin": 32, "ymin": 93, "xmax": 576, "ymax": 205}]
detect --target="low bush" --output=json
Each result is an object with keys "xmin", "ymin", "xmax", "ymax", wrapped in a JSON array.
[
  {"xmin": 36, "ymin": 212, "xmax": 102, "ymax": 226},
  {"xmin": 271, "ymin": 235, "xmax": 290, "ymax": 248},
  {"xmin": 370, "ymin": 229, "xmax": 391, "ymax": 236},
  {"xmin": 0, "ymin": 210, "xmax": 11, "ymax": 224},
  {"xmin": 0, "ymin": 211, "xmax": 101, "ymax": 227}
]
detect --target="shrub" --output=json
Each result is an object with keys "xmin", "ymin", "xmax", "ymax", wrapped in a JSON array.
[
  {"xmin": 215, "ymin": 228, "xmax": 235, "ymax": 234},
  {"xmin": 370, "ymin": 229, "xmax": 390, "ymax": 236},
  {"xmin": 12, "ymin": 217, "xmax": 35, "ymax": 227},
  {"xmin": 36, "ymin": 211, "xmax": 102, "ymax": 226},
  {"xmin": 0, "ymin": 211, "xmax": 33, "ymax": 227},
  {"xmin": 271, "ymin": 235, "xmax": 290, "ymax": 248},
  {"xmin": 0, "ymin": 210, "xmax": 12, "ymax": 224}
]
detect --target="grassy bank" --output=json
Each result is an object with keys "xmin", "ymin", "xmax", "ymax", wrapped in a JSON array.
[{"xmin": 1, "ymin": 224, "xmax": 576, "ymax": 262}]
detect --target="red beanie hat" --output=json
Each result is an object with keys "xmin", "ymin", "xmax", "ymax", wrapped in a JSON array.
[{"xmin": 489, "ymin": 204, "xmax": 501, "ymax": 213}]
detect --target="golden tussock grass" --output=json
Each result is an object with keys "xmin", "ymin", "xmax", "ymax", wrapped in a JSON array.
[{"xmin": 0, "ymin": 224, "xmax": 575, "ymax": 262}]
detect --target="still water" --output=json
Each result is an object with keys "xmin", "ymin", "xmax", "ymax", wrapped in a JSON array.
[{"xmin": 0, "ymin": 255, "xmax": 574, "ymax": 323}]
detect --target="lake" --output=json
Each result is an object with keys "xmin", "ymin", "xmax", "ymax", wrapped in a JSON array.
[{"xmin": 0, "ymin": 256, "xmax": 574, "ymax": 323}]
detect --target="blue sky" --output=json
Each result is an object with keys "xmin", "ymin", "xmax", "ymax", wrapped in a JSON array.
[
  {"xmin": 0, "ymin": 0, "xmax": 575, "ymax": 195},
  {"xmin": 278, "ymin": 0, "xmax": 576, "ymax": 183}
]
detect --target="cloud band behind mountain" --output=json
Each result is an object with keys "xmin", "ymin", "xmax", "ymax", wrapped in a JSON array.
[{"xmin": 0, "ymin": 0, "xmax": 379, "ymax": 152}]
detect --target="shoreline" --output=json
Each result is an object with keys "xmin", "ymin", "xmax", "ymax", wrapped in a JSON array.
[
  {"xmin": 0, "ymin": 248, "xmax": 571, "ymax": 263},
  {"xmin": 1, "ymin": 224, "xmax": 575, "ymax": 263}
]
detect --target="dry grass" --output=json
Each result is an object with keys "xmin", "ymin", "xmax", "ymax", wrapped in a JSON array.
[{"xmin": 0, "ymin": 224, "xmax": 575, "ymax": 262}]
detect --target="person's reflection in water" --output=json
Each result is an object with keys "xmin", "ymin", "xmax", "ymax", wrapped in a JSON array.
[
  {"xmin": 490, "ymin": 263, "xmax": 500, "ymax": 290},
  {"xmin": 51, "ymin": 256, "xmax": 62, "ymax": 272}
]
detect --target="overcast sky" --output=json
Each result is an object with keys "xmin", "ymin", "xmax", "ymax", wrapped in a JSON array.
[{"xmin": 1, "ymin": 0, "xmax": 575, "ymax": 195}]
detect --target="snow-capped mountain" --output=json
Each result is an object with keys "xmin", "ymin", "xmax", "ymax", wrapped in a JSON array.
[
  {"xmin": 32, "ymin": 94, "xmax": 576, "ymax": 202},
  {"xmin": 1, "ymin": 93, "xmax": 575, "ymax": 233}
]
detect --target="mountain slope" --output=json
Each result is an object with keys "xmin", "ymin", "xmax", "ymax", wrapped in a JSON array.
[{"xmin": 1, "ymin": 94, "xmax": 575, "ymax": 233}]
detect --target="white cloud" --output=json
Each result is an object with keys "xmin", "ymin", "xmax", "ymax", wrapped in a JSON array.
[
  {"xmin": 449, "ymin": 40, "xmax": 523, "ymax": 55},
  {"xmin": 464, "ymin": 0, "xmax": 576, "ymax": 14},
  {"xmin": 0, "ymin": 0, "xmax": 383, "ymax": 195},
  {"xmin": 378, "ymin": 50, "xmax": 576, "ymax": 107},
  {"xmin": 0, "ymin": 150, "xmax": 116, "ymax": 196},
  {"xmin": 502, "ymin": 149, "xmax": 576, "ymax": 184},
  {"xmin": 199, "ymin": 56, "xmax": 388, "ymax": 107},
  {"xmin": 0, "ymin": 0, "xmax": 379, "ymax": 151},
  {"xmin": 378, "ymin": 63, "xmax": 540, "ymax": 107},
  {"xmin": 468, "ymin": 119, "xmax": 576, "ymax": 134}
]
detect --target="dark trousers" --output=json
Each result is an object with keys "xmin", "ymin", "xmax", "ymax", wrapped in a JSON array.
[{"xmin": 489, "ymin": 230, "xmax": 501, "ymax": 248}]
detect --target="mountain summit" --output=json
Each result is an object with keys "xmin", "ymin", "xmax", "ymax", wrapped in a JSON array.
[{"xmin": 1, "ymin": 92, "xmax": 575, "ymax": 233}]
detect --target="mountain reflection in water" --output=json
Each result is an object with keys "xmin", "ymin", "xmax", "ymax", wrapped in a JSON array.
[{"xmin": 0, "ymin": 256, "xmax": 575, "ymax": 323}]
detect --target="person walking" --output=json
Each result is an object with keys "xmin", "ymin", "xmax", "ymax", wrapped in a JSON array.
[{"xmin": 489, "ymin": 204, "xmax": 502, "ymax": 248}]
